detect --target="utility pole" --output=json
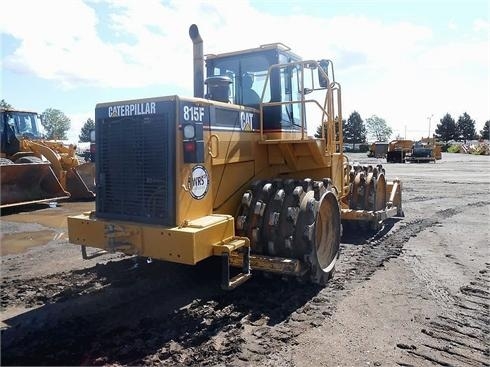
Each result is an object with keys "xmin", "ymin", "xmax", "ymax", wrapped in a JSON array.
[{"xmin": 427, "ymin": 114, "xmax": 434, "ymax": 138}]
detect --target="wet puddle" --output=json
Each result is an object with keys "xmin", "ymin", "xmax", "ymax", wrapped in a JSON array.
[
  {"xmin": 0, "ymin": 230, "xmax": 65, "ymax": 255},
  {"xmin": 0, "ymin": 202, "xmax": 91, "ymax": 255},
  {"xmin": 1, "ymin": 202, "xmax": 94, "ymax": 229}
]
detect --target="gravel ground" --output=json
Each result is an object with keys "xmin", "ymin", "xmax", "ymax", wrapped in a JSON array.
[{"xmin": 1, "ymin": 152, "xmax": 489, "ymax": 366}]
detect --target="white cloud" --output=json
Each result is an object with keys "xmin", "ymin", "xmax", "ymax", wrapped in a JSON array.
[
  {"xmin": 473, "ymin": 18, "xmax": 489, "ymax": 32},
  {"xmin": 1, "ymin": 0, "xmax": 130, "ymax": 88},
  {"xmin": 448, "ymin": 21, "xmax": 458, "ymax": 30},
  {"xmin": 1, "ymin": 0, "xmax": 489, "ymax": 139},
  {"xmin": 1, "ymin": 2, "xmax": 432, "ymax": 88}
]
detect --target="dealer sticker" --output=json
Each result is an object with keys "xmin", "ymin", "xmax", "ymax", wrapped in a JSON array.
[{"xmin": 188, "ymin": 165, "xmax": 209, "ymax": 200}]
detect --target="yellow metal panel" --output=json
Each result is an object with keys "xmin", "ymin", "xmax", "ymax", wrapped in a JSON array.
[
  {"xmin": 67, "ymin": 214, "xmax": 235, "ymax": 265},
  {"xmin": 186, "ymin": 214, "xmax": 230, "ymax": 227},
  {"xmin": 292, "ymin": 142, "xmax": 315, "ymax": 157},
  {"xmin": 210, "ymin": 130, "xmax": 256, "ymax": 165},
  {"xmin": 261, "ymin": 131, "xmax": 303, "ymax": 140},
  {"xmin": 174, "ymin": 97, "xmax": 215, "ymax": 225},
  {"xmin": 386, "ymin": 180, "xmax": 402, "ymax": 212},
  {"xmin": 266, "ymin": 144, "xmax": 286, "ymax": 165},
  {"xmin": 278, "ymin": 143, "xmax": 298, "ymax": 171},
  {"xmin": 177, "ymin": 163, "xmax": 215, "ymax": 224},
  {"xmin": 330, "ymin": 154, "xmax": 344, "ymax": 196},
  {"xmin": 341, "ymin": 207, "xmax": 398, "ymax": 221},
  {"xmin": 211, "ymin": 160, "xmax": 255, "ymax": 213}
]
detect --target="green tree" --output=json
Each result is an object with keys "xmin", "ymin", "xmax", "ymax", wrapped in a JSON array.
[
  {"xmin": 434, "ymin": 113, "xmax": 457, "ymax": 142},
  {"xmin": 343, "ymin": 111, "xmax": 366, "ymax": 150},
  {"xmin": 456, "ymin": 112, "xmax": 476, "ymax": 142},
  {"xmin": 480, "ymin": 120, "xmax": 489, "ymax": 140},
  {"xmin": 314, "ymin": 123, "xmax": 325, "ymax": 138},
  {"xmin": 0, "ymin": 99, "xmax": 13, "ymax": 109},
  {"xmin": 365, "ymin": 115, "xmax": 392, "ymax": 142},
  {"xmin": 41, "ymin": 108, "xmax": 71, "ymax": 140},
  {"xmin": 79, "ymin": 118, "xmax": 95, "ymax": 142},
  {"xmin": 314, "ymin": 117, "xmax": 345, "ymax": 141}
]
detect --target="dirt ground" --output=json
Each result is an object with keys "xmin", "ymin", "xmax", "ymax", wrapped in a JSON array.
[{"xmin": 1, "ymin": 153, "xmax": 489, "ymax": 366}]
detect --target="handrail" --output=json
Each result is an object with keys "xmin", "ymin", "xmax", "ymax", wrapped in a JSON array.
[{"xmin": 258, "ymin": 59, "xmax": 342, "ymax": 156}]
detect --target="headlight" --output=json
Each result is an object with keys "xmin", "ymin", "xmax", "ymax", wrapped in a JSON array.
[{"xmin": 183, "ymin": 124, "xmax": 195, "ymax": 139}]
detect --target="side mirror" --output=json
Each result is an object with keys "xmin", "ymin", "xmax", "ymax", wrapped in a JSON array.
[
  {"xmin": 90, "ymin": 129, "xmax": 95, "ymax": 143},
  {"xmin": 318, "ymin": 59, "xmax": 330, "ymax": 88}
]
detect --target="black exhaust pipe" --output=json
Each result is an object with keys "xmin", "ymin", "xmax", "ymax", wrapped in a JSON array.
[{"xmin": 189, "ymin": 24, "xmax": 204, "ymax": 98}]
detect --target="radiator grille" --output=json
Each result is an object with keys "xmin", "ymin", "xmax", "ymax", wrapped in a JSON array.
[{"xmin": 96, "ymin": 111, "xmax": 176, "ymax": 226}]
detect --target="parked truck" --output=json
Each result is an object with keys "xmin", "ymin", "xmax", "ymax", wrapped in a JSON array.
[{"xmin": 386, "ymin": 138, "xmax": 441, "ymax": 163}]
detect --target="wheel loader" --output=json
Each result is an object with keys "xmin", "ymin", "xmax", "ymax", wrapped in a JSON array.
[
  {"xmin": 67, "ymin": 25, "xmax": 402, "ymax": 289},
  {"xmin": 0, "ymin": 108, "xmax": 96, "ymax": 209}
]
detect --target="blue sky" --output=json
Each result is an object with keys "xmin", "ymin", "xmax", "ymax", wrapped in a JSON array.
[{"xmin": 1, "ymin": 0, "xmax": 489, "ymax": 143}]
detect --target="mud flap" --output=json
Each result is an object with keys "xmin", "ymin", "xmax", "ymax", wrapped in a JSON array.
[{"xmin": 0, "ymin": 163, "xmax": 70, "ymax": 209}]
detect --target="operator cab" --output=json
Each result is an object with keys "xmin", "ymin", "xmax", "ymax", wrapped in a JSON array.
[
  {"xmin": 1, "ymin": 109, "xmax": 43, "ymax": 139},
  {"xmin": 205, "ymin": 43, "xmax": 305, "ymax": 131},
  {"xmin": 0, "ymin": 109, "xmax": 44, "ymax": 156}
]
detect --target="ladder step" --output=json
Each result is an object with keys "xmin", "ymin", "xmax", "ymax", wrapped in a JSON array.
[{"xmin": 218, "ymin": 237, "xmax": 251, "ymax": 290}]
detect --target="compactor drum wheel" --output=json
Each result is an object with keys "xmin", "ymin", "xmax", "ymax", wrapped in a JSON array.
[
  {"xmin": 300, "ymin": 189, "xmax": 341, "ymax": 285},
  {"xmin": 347, "ymin": 164, "xmax": 388, "ymax": 231},
  {"xmin": 236, "ymin": 178, "xmax": 341, "ymax": 285},
  {"xmin": 349, "ymin": 164, "xmax": 387, "ymax": 211}
]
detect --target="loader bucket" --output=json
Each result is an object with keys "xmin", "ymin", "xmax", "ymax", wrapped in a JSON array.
[
  {"xmin": 65, "ymin": 162, "xmax": 95, "ymax": 200},
  {"xmin": 0, "ymin": 163, "xmax": 70, "ymax": 209}
]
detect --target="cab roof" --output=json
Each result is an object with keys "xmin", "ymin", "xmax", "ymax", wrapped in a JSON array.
[{"xmin": 205, "ymin": 42, "xmax": 301, "ymax": 62}]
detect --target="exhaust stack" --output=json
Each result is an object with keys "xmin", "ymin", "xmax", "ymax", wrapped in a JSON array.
[{"xmin": 189, "ymin": 24, "xmax": 204, "ymax": 98}]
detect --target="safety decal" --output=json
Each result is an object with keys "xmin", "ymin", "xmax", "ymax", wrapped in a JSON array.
[{"xmin": 188, "ymin": 165, "xmax": 209, "ymax": 200}]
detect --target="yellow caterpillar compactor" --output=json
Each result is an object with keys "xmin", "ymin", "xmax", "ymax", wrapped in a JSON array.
[
  {"xmin": 0, "ymin": 108, "xmax": 95, "ymax": 209},
  {"xmin": 67, "ymin": 25, "xmax": 402, "ymax": 289}
]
